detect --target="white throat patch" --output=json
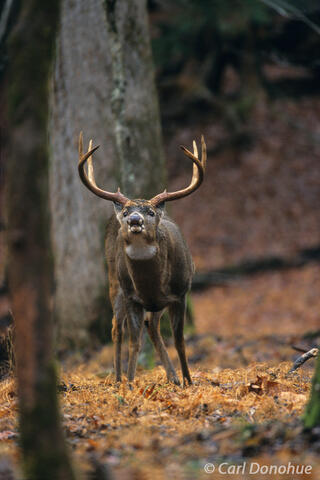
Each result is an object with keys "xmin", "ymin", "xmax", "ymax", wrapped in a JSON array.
[{"xmin": 125, "ymin": 243, "xmax": 157, "ymax": 260}]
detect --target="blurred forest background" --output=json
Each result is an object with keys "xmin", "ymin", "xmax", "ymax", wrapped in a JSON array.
[
  {"xmin": 1, "ymin": 0, "xmax": 320, "ymax": 347},
  {"xmin": 1, "ymin": 0, "xmax": 319, "ymax": 348},
  {"xmin": 0, "ymin": 0, "xmax": 320, "ymax": 479}
]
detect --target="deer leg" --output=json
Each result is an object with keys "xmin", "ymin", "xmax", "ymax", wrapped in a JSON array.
[
  {"xmin": 169, "ymin": 297, "xmax": 192, "ymax": 387},
  {"xmin": 112, "ymin": 295, "xmax": 126, "ymax": 382},
  {"xmin": 112, "ymin": 316, "xmax": 123, "ymax": 382},
  {"xmin": 147, "ymin": 311, "xmax": 180, "ymax": 386},
  {"xmin": 126, "ymin": 302, "xmax": 144, "ymax": 383}
]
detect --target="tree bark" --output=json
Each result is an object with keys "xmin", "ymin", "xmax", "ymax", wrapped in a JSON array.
[
  {"xmin": 6, "ymin": 1, "xmax": 77, "ymax": 478},
  {"xmin": 104, "ymin": 0, "xmax": 165, "ymax": 198},
  {"xmin": 49, "ymin": 0, "xmax": 165, "ymax": 348},
  {"xmin": 49, "ymin": 0, "xmax": 116, "ymax": 349},
  {"xmin": 304, "ymin": 354, "xmax": 320, "ymax": 429}
]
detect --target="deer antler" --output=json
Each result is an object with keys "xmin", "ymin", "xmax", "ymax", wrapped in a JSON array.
[
  {"xmin": 78, "ymin": 132, "xmax": 129, "ymax": 205},
  {"xmin": 150, "ymin": 136, "xmax": 206, "ymax": 206}
]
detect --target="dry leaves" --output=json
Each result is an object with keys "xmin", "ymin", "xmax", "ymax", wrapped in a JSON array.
[{"xmin": 0, "ymin": 264, "xmax": 318, "ymax": 479}]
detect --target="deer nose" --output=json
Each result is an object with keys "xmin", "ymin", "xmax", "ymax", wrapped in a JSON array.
[{"xmin": 127, "ymin": 213, "xmax": 143, "ymax": 226}]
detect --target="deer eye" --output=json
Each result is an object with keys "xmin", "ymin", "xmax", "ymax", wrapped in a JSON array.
[
  {"xmin": 123, "ymin": 210, "xmax": 128, "ymax": 217},
  {"xmin": 148, "ymin": 210, "xmax": 155, "ymax": 217}
]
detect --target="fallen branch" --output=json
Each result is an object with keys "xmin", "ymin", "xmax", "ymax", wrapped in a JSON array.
[
  {"xmin": 289, "ymin": 348, "xmax": 319, "ymax": 373},
  {"xmin": 192, "ymin": 245, "xmax": 320, "ymax": 291}
]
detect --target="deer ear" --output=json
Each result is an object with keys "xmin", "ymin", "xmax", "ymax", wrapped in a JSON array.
[
  {"xmin": 156, "ymin": 202, "xmax": 165, "ymax": 211},
  {"xmin": 113, "ymin": 202, "xmax": 123, "ymax": 213}
]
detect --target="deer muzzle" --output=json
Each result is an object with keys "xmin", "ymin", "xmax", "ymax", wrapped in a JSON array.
[{"xmin": 127, "ymin": 212, "xmax": 144, "ymax": 233}]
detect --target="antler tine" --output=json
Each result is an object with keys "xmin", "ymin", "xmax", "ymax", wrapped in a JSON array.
[
  {"xmin": 201, "ymin": 135, "xmax": 207, "ymax": 172},
  {"xmin": 78, "ymin": 132, "xmax": 129, "ymax": 205},
  {"xmin": 87, "ymin": 139, "xmax": 97, "ymax": 187},
  {"xmin": 193, "ymin": 140, "xmax": 198, "ymax": 157},
  {"xmin": 150, "ymin": 136, "xmax": 206, "ymax": 206},
  {"xmin": 191, "ymin": 140, "xmax": 199, "ymax": 184}
]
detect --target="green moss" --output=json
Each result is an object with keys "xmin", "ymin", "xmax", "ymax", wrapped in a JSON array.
[
  {"xmin": 304, "ymin": 355, "xmax": 320, "ymax": 429},
  {"xmin": 103, "ymin": 0, "xmax": 165, "ymax": 200}
]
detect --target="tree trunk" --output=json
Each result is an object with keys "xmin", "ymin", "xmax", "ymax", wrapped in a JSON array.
[
  {"xmin": 49, "ymin": 0, "xmax": 116, "ymax": 349},
  {"xmin": 304, "ymin": 355, "xmax": 320, "ymax": 429},
  {"xmin": 104, "ymin": 0, "xmax": 165, "ymax": 198},
  {"xmin": 6, "ymin": 1, "xmax": 77, "ymax": 479},
  {"xmin": 49, "ymin": 0, "xmax": 165, "ymax": 349}
]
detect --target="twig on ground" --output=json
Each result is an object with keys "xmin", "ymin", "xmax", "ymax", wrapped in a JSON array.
[{"xmin": 289, "ymin": 348, "xmax": 319, "ymax": 373}]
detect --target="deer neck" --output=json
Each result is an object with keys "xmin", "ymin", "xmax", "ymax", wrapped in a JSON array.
[
  {"xmin": 124, "ymin": 235, "xmax": 165, "ymax": 300},
  {"xmin": 125, "ymin": 236, "xmax": 158, "ymax": 261}
]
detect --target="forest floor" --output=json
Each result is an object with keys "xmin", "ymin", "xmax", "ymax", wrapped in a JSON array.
[{"xmin": 0, "ymin": 264, "xmax": 319, "ymax": 479}]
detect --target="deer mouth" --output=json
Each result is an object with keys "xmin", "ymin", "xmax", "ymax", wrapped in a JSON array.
[{"xmin": 129, "ymin": 225, "xmax": 144, "ymax": 234}]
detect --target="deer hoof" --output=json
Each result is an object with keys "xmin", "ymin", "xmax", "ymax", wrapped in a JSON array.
[
  {"xmin": 182, "ymin": 377, "xmax": 193, "ymax": 388},
  {"xmin": 171, "ymin": 376, "xmax": 181, "ymax": 386}
]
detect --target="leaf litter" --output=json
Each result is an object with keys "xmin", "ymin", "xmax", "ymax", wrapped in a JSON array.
[{"xmin": 0, "ymin": 265, "xmax": 319, "ymax": 479}]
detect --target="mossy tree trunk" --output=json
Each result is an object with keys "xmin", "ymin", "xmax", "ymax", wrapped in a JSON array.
[
  {"xmin": 49, "ymin": 0, "xmax": 165, "ymax": 348},
  {"xmin": 6, "ymin": 1, "xmax": 77, "ymax": 479},
  {"xmin": 104, "ymin": 0, "xmax": 165, "ymax": 198},
  {"xmin": 304, "ymin": 355, "xmax": 320, "ymax": 429}
]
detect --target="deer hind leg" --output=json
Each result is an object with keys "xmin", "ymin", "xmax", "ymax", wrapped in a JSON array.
[
  {"xmin": 146, "ymin": 311, "xmax": 180, "ymax": 386},
  {"xmin": 112, "ymin": 295, "xmax": 126, "ymax": 382},
  {"xmin": 168, "ymin": 297, "xmax": 192, "ymax": 387},
  {"xmin": 126, "ymin": 302, "xmax": 144, "ymax": 383}
]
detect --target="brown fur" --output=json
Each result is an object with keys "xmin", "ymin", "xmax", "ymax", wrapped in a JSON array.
[{"xmin": 105, "ymin": 201, "xmax": 194, "ymax": 386}]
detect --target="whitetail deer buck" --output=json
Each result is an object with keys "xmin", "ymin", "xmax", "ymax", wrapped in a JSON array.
[{"xmin": 78, "ymin": 132, "xmax": 206, "ymax": 386}]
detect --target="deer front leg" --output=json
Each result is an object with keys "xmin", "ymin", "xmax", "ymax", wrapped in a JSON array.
[
  {"xmin": 112, "ymin": 295, "xmax": 126, "ymax": 382},
  {"xmin": 146, "ymin": 311, "xmax": 180, "ymax": 385},
  {"xmin": 126, "ymin": 301, "xmax": 144, "ymax": 383},
  {"xmin": 169, "ymin": 296, "xmax": 192, "ymax": 387},
  {"xmin": 112, "ymin": 316, "xmax": 123, "ymax": 382}
]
